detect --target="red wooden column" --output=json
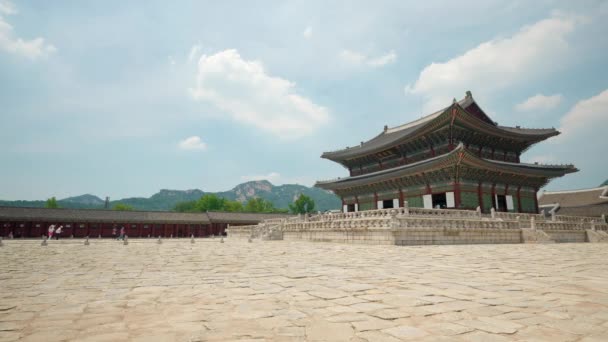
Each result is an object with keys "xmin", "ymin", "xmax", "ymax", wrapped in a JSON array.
[
  {"xmin": 399, "ymin": 189, "xmax": 405, "ymax": 208},
  {"xmin": 454, "ymin": 182, "xmax": 461, "ymax": 209}
]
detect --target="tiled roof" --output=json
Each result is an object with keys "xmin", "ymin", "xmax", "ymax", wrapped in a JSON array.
[
  {"xmin": 0, "ymin": 207, "xmax": 294, "ymax": 224},
  {"xmin": 316, "ymin": 144, "xmax": 577, "ymax": 190},
  {"xmin": 321, "ymin": 93, "xmax": 558, "ymax": 161},
  {"xmin": 539, "ymin": 187, "xmax": 608, "ymax": 207},
  {"xmin": 206, "ymin": 211, "xmax": 292, "ymax": 224}
]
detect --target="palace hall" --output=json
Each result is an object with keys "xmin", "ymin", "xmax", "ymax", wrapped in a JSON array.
[{"xmin": 316, "ymin": 91, "xmax": 577, "ymax": 214}]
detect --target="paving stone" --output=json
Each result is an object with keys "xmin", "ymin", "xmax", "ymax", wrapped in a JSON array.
[
  {"xmin": 382, "ymin": 325, "xmax": 428, "ymax": 339},
  {"xmin": 0, "ymin": 240, "xmax": 607, "ymax": 340}
]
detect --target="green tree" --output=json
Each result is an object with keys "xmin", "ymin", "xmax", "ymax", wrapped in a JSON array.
[
  {"xmin": 194, "ymin": 194, "xmax": 226, "ymax": 212},
  {"xmin": 45, "ymin": 197, "xmax": 59, "ymax": 208},
  {"xmin": 289, "ymin": 194, "xmax": 315, "ymax": 214},
  {"xmin": 174, "ymin": 200, "xmax": 197, "ymax": 212},
  {"xmin": 113, "ymin": 203, "xmax": 134, "ymax": 211},
  {"xmin": 245, "ymin": 197, "xmax": 276, "ymax": 213},
  {"xmin": 223, "ymin": 200, "xmax": 244, "ymax": 212}
]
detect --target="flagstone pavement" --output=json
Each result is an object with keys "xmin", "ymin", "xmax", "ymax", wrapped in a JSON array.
[{"xmin": 1, "ymin": 239, "xmax": 607, "ymax": 341}]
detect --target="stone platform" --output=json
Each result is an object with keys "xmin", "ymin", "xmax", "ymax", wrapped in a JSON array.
[{"xmin": 1, "ymin": 239, "xmax": 608, "ymax": 341}]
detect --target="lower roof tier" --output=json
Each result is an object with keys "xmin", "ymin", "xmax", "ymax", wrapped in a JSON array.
[{"xmin": 315, "ymin": 144, "xmax": 577, "ymax": 194}]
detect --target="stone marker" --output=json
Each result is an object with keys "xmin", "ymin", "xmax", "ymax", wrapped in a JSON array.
[
  {"xmin": 190, "ymin": 234, "xmax": 195, "ymax": 244},
  {"xmin": 220, "ymin": 237, "xmax": 224, "ymax": 243},
  {"xmin": 476, "ymin": 206, "xmax": 481, "ymax": 218},
  {"xmin": 157, "ymin": 236, "xmax": 162, "ymax": 244},
  {"xmin": 84, "ymin": 237, "xmax": 89, "ymax": 245},
  {"xmin": 491, "ymin": 207, "xmax": 496, "ymax": 219},
  {"xmin": 41, "ymin": 236, "xmax": 48, "ymax": 246},
  {"xmin": 123, "ymin": 235, "xmax": 129, "ymax": 245},
  {"xmin": 98, "ymin": 234, "xmax": 101, "ymax": 239},
  {"xmin": 602, "ymin": 214, "xmax": 606, "ymax": 224},
  {"xmin": 170, "ymin": 234, "xmax": 173, "ymax": 239}
]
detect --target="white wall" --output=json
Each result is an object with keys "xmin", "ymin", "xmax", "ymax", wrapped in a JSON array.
[
  {"xmin": 446, "ymin": 192, "xmax": 455, "ymax": 208},
  {"xmin": 423, "ymin": 194, "xmax": 433, "ymax": 209}
]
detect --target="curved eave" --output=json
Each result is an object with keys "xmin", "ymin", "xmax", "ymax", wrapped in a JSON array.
[
  {"xmin": 315, "ymin": 144, "xmax": 577, "ymax": 191},
  {"xmin": 321, "ymin": 96, "xmax": 560, "ymax": 164},
  {"xmin": 321, "ymin": 108, "xmax": 450, "ymax": 162}
]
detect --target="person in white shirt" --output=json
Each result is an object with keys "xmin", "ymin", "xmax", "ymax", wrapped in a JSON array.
[
  {"xmin": 55, "ymin": 226, "xmax": 63, "ymax": 240},
  {"xmin": 48, "ymin": 225, "xmax": 55, "ymax": 239}
]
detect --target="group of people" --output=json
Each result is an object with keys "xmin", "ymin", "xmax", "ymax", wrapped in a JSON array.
[
  {"xmin": 47, "ymin": 224, "xmax": 63, "ymax": 240},
  {"xmin": 45, "ymin": 224, "xmax": 126, "ymax": 240},
  {"xmin": 113, "ymin": 226, "xmax": 126, "ymax": 240}
]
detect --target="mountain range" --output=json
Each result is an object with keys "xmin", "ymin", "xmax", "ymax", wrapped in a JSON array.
[{"xmin": 0, "ymin": 180, "xmax": 341, "ymax": 212}]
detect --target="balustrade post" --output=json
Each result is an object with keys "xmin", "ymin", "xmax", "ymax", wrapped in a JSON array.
[
  {"xmin": 491, "ymin": 207, "xmax": 496, "ymax": 219},
  {"xmin": 551, "ymin": 211, "xmax": 556, "ymax": 222},
  {"xmin": 403, "ymin": 201, "xmax": 409, "ymax": 215},
  {"xmin": 530, "ymin": 217, "xmax": 536, "ymax": 230}
]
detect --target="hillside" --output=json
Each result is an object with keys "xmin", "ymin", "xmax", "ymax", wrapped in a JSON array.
[{"xmin": 0, "ymin": 181, "xmax": 341, "ymax": 212}]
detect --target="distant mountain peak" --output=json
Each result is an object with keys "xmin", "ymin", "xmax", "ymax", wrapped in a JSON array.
[
  {"xmin": 1, "ymin": 179, "xmax": 340, "ymax": 212},
  {"xmin": 60, "ymin": 194, "xmax": 104, "ymax": 205}
]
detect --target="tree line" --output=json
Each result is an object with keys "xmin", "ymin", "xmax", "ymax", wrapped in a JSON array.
[{"xmin": 44, "ymin": 193, "xmax": 316, "ymax": 214}]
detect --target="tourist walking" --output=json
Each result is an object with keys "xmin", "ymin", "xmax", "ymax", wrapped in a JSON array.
[
  {"xmin": 47, "ymin": 224, "xmax": 55, "ymax": 239},
  {"xmin": 112, "ymin": 226, "xmax": 117, "ymax": 239},
  {"xmin": 55, "ymin": 225, "xmax": 63, "ymax": 240},
  {"xmin": 118, "ymin": 226, "xmax": 126, "ymax": 240}
]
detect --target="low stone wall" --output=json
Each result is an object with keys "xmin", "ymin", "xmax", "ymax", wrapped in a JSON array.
[
  {"xmin": 393, "ymin": 228, "xmax": 522, "ymax": 245},
  {"xmin": 545, "ymin": 230, "xmax": 587, "ymax": 243},
  {"xmin": 283, "ymin": 229, "xmax": 394, "ymax": 245}
]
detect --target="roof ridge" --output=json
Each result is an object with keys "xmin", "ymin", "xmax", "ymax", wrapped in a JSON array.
[{"xmin": 542, "ymin": 186, "xmax": 608, "ymax": 195}]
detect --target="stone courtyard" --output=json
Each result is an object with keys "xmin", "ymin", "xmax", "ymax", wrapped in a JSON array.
[{"xmin": 1, "ymin": 239, "xmax": 607, "ymax": 342}]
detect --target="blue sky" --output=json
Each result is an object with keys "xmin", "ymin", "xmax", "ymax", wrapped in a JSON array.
[{"xmin": 1, "ymin": 0, "xmax": 607, "ymax": 200}]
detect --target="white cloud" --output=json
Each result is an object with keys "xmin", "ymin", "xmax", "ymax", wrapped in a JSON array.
[
  {"xmin": 368, "ymin": 51, "xmax": 397, "ymax": 67},
  {"xmin": 516, "ymin": 94, "xmax": 563, "ymax": 112},
  {"xmin": 189, "ymin": 49, "xmax": 330, "ymax": 139},
  {"xmin": 303, "ymin": 26, "xmax": 312, "ymax": 39},
  {"xmin": 0, "ymin": 1, "xmax": 16, "ymax": 15},
  {"xmin": 0, "ymin": 2, "xmax": 56, "ymax": 60},
  {"xmin": 559, "ymin": 89, "xmax": 608, "ymax": 140},
  {"xmin": 188, "ymin": 44, "xmax": 201, "ymax": 62},
  {"xmin": 178, "ymin": 136, "xmax": 207, "ymax": 150},
  {"xmin": 241, "ymin": 172, "xmax": 281, "ymax": 183},
  {"xmin": 340, "ymin": 49, "xmax": 397, "ymax": 68},
  {"xmin": 405, "ymin": 15, "xmax": 577, "ymax": 111},
  {"xmin": 168, "ymin": 55, "xmax": 176, "ymax": 65}
]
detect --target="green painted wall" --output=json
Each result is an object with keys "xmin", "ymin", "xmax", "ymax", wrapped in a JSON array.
[
  {"xmin": 520, "ymin": 197, "xmax": 536, "ymax": 213},
  {"xmin": 461, "ymin": 192, "xmax": 479, "ymax": 209},
  {"xmin": 407, "ymin": 196, "xmax": 423, "ymax": 208},
  {"xmin": 482, "ymin": 194, "xmax": 493, "ymax": 213},
  {"xmin": 359, "ymin": 201, "xmax": 374, "ymax": 211}
]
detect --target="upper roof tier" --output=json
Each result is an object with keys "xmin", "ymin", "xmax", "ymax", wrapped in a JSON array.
[
  {"xmin": 316, "ymin": 143, "xmax": 577, "ymax": 191},
  {"xmin": 321, "ymin": 91, "xmax": 559, "ymax": 162}
]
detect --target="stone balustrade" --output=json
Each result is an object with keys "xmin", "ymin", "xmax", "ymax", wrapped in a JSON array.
[
  {"xmin": 395, "ymin": 216, "xmax": 521, "ymax": 230},
  {"xmin": 283, "ymin": 217, "xmax": 393, "ymax": 232},
  {"xmin": 228, "ymin": 205, "xmax": 608, "ymax": 245}
]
